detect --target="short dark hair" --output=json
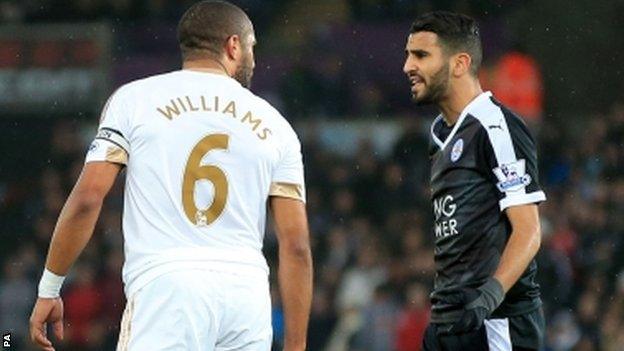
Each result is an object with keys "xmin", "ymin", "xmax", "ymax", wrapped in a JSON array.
[
  {"xmin": 177, "ymin": 1, "xmax": 252, "ymax": 61},
  {"xmin": 410, "ymin": 11, "xmax": 482, "ymax": 75}
]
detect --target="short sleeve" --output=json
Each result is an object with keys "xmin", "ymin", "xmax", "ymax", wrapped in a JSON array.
[
  {"xmin": 478, "ymin": 114, "xmax": 546, "ymax": 211},
  {"xmin": 269, "ymin": 129, "xmax": 306, "ymax": 202},
  {"xmin": 85, "ymin": 88, "xmax": 131, "ymax": 165}
]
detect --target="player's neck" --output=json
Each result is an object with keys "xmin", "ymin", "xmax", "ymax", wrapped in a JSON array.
[
  {"xmin": 438, "ymin": 79, "xmax": 483, "ymax": 126},
  {"xmin": 183, "ymin": 58, "xmax": 231, "ymax": 77}
]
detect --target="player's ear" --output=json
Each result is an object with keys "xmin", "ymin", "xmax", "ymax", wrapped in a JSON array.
[
  {"xmin": 224, "ymin": 35, "xmax": 241, "ymax": 61},
  {"xmin": 452, "ymin": 53, "xmax": 472, "ymax": 77}
]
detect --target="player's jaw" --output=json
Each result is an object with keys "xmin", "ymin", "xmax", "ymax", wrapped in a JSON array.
[
  {"xmin": 408, "ymin": 63, "xmax": 450, "ymax": 105},
  {"xmin": 233, "ymin": 35, "xmax": 255, "ymax": 89},
  {"xmin": 234, "ymin": 52, "xmax": 254, "ymax": 88}
]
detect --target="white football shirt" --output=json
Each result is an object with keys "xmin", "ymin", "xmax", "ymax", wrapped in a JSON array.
[{"xmin": 86, "ymin": 70, "xmax": 305, "ymax": 296}]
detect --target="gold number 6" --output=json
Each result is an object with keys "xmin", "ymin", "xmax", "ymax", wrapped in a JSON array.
[{"xmin": 182, "ymin": 134, "xmax": 229, "ymax": 226}]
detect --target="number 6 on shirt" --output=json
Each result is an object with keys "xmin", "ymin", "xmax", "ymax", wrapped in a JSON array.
[{"xmin": 182, "ymin": 134, "xmax": 229, "ymax": 226}]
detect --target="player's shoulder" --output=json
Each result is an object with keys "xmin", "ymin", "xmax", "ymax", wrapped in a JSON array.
[
  {"xmin": 100, "ymin": 72, "xmax": 183, "ymax": 125},
  {"xmin": 466, "ymin": 92, "xmax": 504, "ymax": 127},
  {"xmin": 244, "ymin": 90, "xmax": 282, "ymax": 119},
  {"xmin": 468, "ymin": 92, "xmax": 531, "ymax": 136},
  {"xmin": 113, "ymin": 71, "xmax": 181, "ymax": 98},
  {"xmin": 245, "ymin": 91, "xmax": 299, "ymax": 140}
]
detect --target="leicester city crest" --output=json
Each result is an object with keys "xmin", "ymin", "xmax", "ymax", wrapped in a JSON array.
[{"xmin": 450, "ymin": 138, "xmax": 463, "ymax": 162}]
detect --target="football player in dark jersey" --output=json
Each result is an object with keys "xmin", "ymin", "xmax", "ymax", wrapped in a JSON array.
[{"xmin": 403, "ymin": 11, "xmax": 546, "ymax": 350}]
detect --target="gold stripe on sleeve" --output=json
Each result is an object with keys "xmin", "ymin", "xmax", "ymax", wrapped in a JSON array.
[
  {"xmin": 269, "ymin": 182, "xmax": 304, "ymax": 201},
  {"xmin": 106, "ymin": 146, "xmax": 128, "ymax": 165}
]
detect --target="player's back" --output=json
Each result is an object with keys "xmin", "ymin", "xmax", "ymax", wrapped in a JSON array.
[{"xmin": 87, "ymin": 70, "xmax": 304, "ymax": 296}]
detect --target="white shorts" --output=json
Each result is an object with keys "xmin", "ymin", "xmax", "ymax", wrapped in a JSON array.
[{"xmin": 116, "ymin": 269, "xmax": 272, "ymax": 351}]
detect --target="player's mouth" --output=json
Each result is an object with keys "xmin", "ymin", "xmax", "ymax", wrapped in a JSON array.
[{"xmin": 409, "ymin": 75, "xmax": 425, "ymax": 92}]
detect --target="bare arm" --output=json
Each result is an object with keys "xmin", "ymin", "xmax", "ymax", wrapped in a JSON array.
[
  {"xmin": 494, "ymin": 204, "xmax": 542, "ymax": 292},
  {"xmin": 30, "ymin": 161, "xmax": 121, "ymax": 350},
  {"xmin": 270, "ymin": 196, "xmax": 313, "ymax": 351},
  {"xmin": 445, "ymin": 203, "xmax": 542, "ymax": 334},
  {"xmin": 45, "ymin": 162, "xmax": 121, "ymax": 274}
]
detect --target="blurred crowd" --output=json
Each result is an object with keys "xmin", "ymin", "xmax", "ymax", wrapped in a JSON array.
[
  {"xmin": 0, "ymin": 0, "xmax": 520, "ymax": 120},
  {"xmin": 2, "ymin": 0, "xmax": 624, "ymax": 351},
  {"xmin": 2, "ymin": 100, "xmax": 624, "ymax": 350},
  {"xmin": 0, "ymin": 0, "xmax": 499, "ymax": 24}
]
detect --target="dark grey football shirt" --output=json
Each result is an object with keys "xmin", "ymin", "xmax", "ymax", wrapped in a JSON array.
[{"xmin": 428, "ymin": 91, "xmax": 546, "ymax": 323}]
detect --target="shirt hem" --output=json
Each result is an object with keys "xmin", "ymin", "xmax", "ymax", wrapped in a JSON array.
[{"xmin": 499, "ymin": 191, "xmax": 546, "ymax": 211}]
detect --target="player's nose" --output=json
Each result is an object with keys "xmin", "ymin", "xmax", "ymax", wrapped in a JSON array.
[{"xmin": 403, "ymin": 57, "xmax": 416, "ymax": 75}]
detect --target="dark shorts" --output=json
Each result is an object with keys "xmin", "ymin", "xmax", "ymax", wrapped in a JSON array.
[{"xmin": 423, "ymin": 308, "xmax": 545, "ymax": 351}]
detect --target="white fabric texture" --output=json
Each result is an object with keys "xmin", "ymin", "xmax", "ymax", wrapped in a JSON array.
[
  {"xmin": 86, "ymin": 70, "xmax": 305, "ymax": 297},
  {"xmin": 484, "ymin": 318, "xmax": 512, "ymax": 351},
  {"xmin": 116, "ymin": 269, "xmax": 272, "ymax": 351}
]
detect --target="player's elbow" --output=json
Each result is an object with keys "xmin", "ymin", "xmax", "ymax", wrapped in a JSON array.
[
  {"xmin": 71, "ymin": 187, "xmax": 106, "ymax": 214},
  {"xmin": 527, "ymin": 222, "xmax": 542, "ymax": 254},
  {"xmin": 284, "ymin": 241, "xmax": 312, "ymax": 261},
  {"xmin": 279, "ymin": 234, "xmax": 312, "ymax": 262},
  {"xmin": 511, "ymin": 216, "xmax": 542, "ymax": 255}
]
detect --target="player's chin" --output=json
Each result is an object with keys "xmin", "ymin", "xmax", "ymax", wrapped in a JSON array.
[
  {"xmin": 409, "ymin": 87, "xmax": 417, "ymax": 100},
  {"xmin": 411, "ymin": 89, "xmax": 426, "ymax": 103},
  {"xmin": 410, "ymin": 84, "xmax": 425, "ymax": 98}
]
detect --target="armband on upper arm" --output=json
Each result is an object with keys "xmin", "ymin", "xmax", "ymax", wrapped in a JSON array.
[
  {"xmin": 86, "ymin": 128, "xmax": 129, "ymax": 165},
  {"xmin": 269, "ymin": 182, "xmax": 305, "ymax": 202}
]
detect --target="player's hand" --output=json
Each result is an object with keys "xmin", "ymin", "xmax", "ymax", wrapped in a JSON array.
[
  {"xmin": 29, "ymin": 297, "xmax": 64, "ymax": 351},
  {"xmin": 440, "ymin": 278, "xmax": 505, "ymax": 335}
]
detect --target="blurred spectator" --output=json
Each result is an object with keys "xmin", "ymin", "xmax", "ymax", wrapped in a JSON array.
[
  {"xmin": 327, "ymin": 241, "xmax": 387, "ymax": 350},
  {"xmin": 0, "ymin": 253, "xmax": 36, "ymax": 349},
  {"xmin": 481, "ymin": 50, "xmax": 544, "ymax": 124},
  {"xmin": 336, "ymin": 242, "xmax": 387, "ymax": 313},
  {"xmin": 395, "ymin": 282, "xmax": 430, "ymax": 351},
  {"xmin": 64, "ymin": 263, "xmax": 105, "ymax": 349},
  {"xmin": 97, "ymin": 248, "xmax": 126, "ymax": 348},
  {"xmin": 308, "ymin": 288, "xmax": 337, "ymax": 350},
  {"xmin": 353, "ymin": 284, "xmax": 401, "ymax": 351},
  {"xmin": 271, "ymin": 286, "xmax": 285, "ymax": 349}
]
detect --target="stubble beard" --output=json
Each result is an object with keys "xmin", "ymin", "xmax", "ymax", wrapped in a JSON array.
[
  {"xmin": 412, "ymin": 64, "xmax": 450, "ymax": 106},
  {"xmin": 234, "ymin": 53, "xmax": 254, "ymax": 89}
]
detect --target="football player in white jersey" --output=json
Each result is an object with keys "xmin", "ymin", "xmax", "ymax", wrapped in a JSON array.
[{"xmin": 29, "ymin": 1, "xmax": 312, "ymax": 350}]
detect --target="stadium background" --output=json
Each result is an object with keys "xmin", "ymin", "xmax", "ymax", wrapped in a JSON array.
[{"xmin": 1, "ymin": 0, "xmax": 623, "ymax": 350}]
